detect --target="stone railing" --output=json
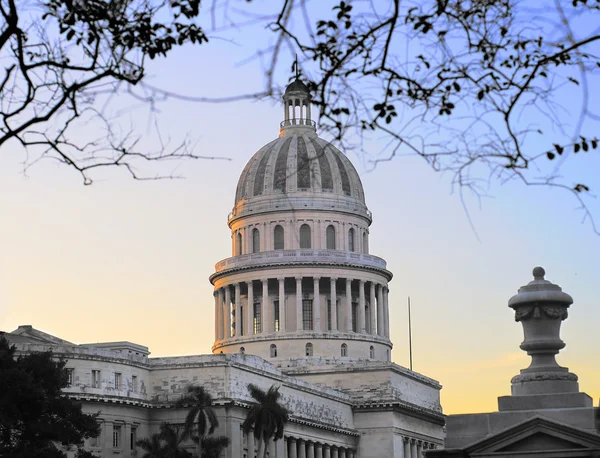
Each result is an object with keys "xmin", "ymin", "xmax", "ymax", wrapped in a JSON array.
[
  {"xmin": 280, "ymin": 118, "xmax": 316, "ymax": 129},
  {"xmin": 214, "ymin": 249, "xmax": 387, "ymax": 273}
]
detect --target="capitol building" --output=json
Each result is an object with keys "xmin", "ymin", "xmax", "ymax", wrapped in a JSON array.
[{"xmin": 5, "ymin": 79, "xmax": 445, "ymax": 457}]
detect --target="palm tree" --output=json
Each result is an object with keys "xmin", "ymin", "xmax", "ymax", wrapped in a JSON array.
[
  {"xmin": 201, "ymin": 436, "xmax": 230, "ymax": 458},
  {"xmin": 136, "ymin": 432, "xmax": 165, "ymax": 458},
  {"xmin": 176, "ymin": 386, "xmax": 219, "ymax": 458},
  {"xmin": 159, "ymin": 423, "xmax": 193, "ymax": 458},
  {"xmin": 242, "ymin": 384, "xmax": 289, "ymax": 458}
]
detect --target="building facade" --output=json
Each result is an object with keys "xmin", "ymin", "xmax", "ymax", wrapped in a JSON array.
[{"xmin": 4, "ymin": 79, "xmax": 445, "ymax": 458}]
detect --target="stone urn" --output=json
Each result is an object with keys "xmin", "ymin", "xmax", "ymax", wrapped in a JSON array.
[{"xmin": 508, "ymin": 267, "xmax": 578, "ymax": 396}]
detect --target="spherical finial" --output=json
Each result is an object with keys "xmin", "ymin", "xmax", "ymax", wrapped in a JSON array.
[{"xmin": 532, "ymin": 266, "xmax": 546, "ymax": 280}]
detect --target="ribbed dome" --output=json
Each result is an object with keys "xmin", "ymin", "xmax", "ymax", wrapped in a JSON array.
[{"xmin": 234, "ymin": 134, "xmax": 366, "ymax": 206}]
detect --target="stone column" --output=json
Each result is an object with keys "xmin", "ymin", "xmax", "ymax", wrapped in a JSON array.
[
  {"xmin": 358, "ymin": 280, "xmax": 366, "ymax": 333},
  {"xmin": 278, "ymin": 277, "xmax": 286, "ymax": 332},
  {"xmin": 296, "ymin": 277, "xmax": 303, "ymax": 331},
  {"xmin": 234, "ymin": 283, "xmax": 241, "ymax": 336},
  {"xmin": 377, "ymin": 284, "xmax": 384, "ymax": 336},
  {"xmin": 411, "ymin": 439, "xmax": 417, "ymax": 458},
  {"xmin": 262, "ymin": 279, "xmax": 270, "ymax": 334},
  {"xmin": 369, "ymin": 282, "xmax": 377, "ymax": 335},
  {"xmin": 268, "ymin": 439, "xmax": 276, "ymax": 458},
  {"xmin": 298, "ymin": 439, "xmax": 306, "ymax": 458},
  {"xmin": 323, "ymin": 445, "xmax": 331, "ymax": 458},
  {"xmin": 224, "ymin": 286, "xmax": 231, "ymax": 338},
  {"xmin": 315, "ymin": 444, "xmax": 323, "ymax": 458},
  {"xmin": 417, "ymin": 441, "xmax": 423, "ymax": 457},
  {"xmin": 339, "ymin": 448, "xmax": 346, "ymax": 458},
  {"xmin": 330, "ymin": 278, "xmax": 338, "ymax": 331},
  {"xmin": 313, "ymin": 277, "xmax": 321, "ymax": 331},
  {"xmin": 383, "ymin": 286, "xmax": 390, "ymax": 338},
  {"xmin": 247, "ymin": 430, "xmax": 255, "ymax": 458},
  {"xmin": 346, "ymin": 279, "xmax": 352, "ymax": 331},
  {"xmin": 331, "ymin": 447, "xmax": 338, "ymax": 458},
  {"xmin": 247, "ymin": 281, "xmax": 254, "ymax": 335},
  {"xmin": 214, "ymin": 290, "xmax": 219, "ymax": 341},
  {"xmin": 289, "ymin": 438, "xmax": 298, "ymax": 458},
  {"xmin": 219, "ymin": 288, "xmax": 225, "ymax": 340},
  {"xmin": 307, "ymin": 442, "xmax": 315, "ymax": 458},
  {"xmin": 403, "ymin": 438, "xmax": 410, "ymax": 458}
]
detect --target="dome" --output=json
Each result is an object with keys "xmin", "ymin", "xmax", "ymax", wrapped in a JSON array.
[
  {"xmin": 234, "ymin": 134, "xmax": 366, "ymax": 211},
  {"xmin": 285, "ymin": 79, "xmax": 309, "ymax": 94}
]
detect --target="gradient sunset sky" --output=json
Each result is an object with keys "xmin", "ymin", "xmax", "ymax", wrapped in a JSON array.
[{"xmin": 0, "ymin": 1, "xmax": 598, "ymax": 415}]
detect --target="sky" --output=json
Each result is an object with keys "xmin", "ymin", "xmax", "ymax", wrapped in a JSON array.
[{"xmin": 0, "ymin": 1, "xmax": 599, "ymax": 416}]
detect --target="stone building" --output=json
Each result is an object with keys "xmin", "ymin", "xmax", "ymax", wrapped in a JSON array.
[
  {"xmin": 4, "ymin": 79, "xmax": 445, "ymax": 458},
  {"xmin": 425, "ymin": 267, "xmax": 600, "ymax": 458}
]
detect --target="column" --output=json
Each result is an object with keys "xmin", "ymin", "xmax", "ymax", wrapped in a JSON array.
[
  {"xmin": 247, "ymin": 430, "xmax": 255, "ymax": 458},
  {"xmin": 377, "ymin": 284, "xmax": 384, "ymax": 336},
  {"xmin": 262, "ymin": 279, "xmax": 270, "ymax": 334},
  {"xmin": 383, "ymin": 286, "xmax": 390, "ymax": 338},
  {"xmin": 307, "ymin": 442, "xmax": 315, "ymax": 458},
  {"xmin": 247, "ymin": 281, "xmax": 254, "ymax": 335},
  {"xmin": 235, "ymin": 283, "xmax": 241, "ymax": 336},
  {"xmin": 289, "ymin": 438, "xmax": 298, "ymax": 458},
  {"xmin": 315, "ymin": 444, "xmax": 323, "ymax": 458},
  {"xmin": 403, "ymin": 438, "xmax": 410, "ymax": 458},
  {"xmin": 345, "ymin": 279, "xmax": 352, "ymax": 331},
  {"xmin": 358, "ymin": 280, "xmax": 366, "ymax": 333},
  {"xmin": 411, "ymin": 439, "xmax": 417, "ymax": 458},
  {"xmin": 278, "ymin": 277, "xmax": 286, "ymax": 332},
  {"xmin": 417, "ymin": 441, "xmax": 423, "ymax": 457},
  {"xmin": 339, "ymin": 449, "xmax": 346, "ymax": 458},
  {"xmin": 298, "ymin": 439, "xmax": 306, "ymax": 458},
  {"xmin": 323, "ymin": 445, "xmax": 331, "ymax": 458},
  {"xmin": 296, "ymin": 277, "xmax": 303, "ymax": 331},
  {"xmin": 214, "ymin": 291, "xmax": 219, "ymax": 341},
  {"xmin": 268, "ymin": 439, "xmax": 276, "ymax": 458},
  {"xmin": 313, "ymin": 277, "xmax": 321, "ymax": 331},
  {"xmin": 369, "ymin": 282, "xmax": 376, "ymax": 335},
  {"xmin": 219, "ymin": 288, "xmax": 225, "ymax": 340},
  {"xmin": 331, "ymin": 447, "xmax": 338, "ymax": 458},
  {"xmin": 330, "ymin": 278, "xmax": 338, "ymax": 331},
  {"xmin": 224, "ymin": 286, "xmax": 231, "ymax": 338}
]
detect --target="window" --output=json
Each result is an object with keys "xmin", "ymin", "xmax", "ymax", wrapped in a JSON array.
[
  {"xmin": 299, "ymin": 224, "xmax": 311, "ymax": 248},
  {"xmin": 302, "ymin": 299, "xmax": 313, "ymax": 330},
  {"xmin": 352, "ymin": 301, "xmax": 358, "ymax": 332},
  {"xmin": 305, "ymin": 343, "xmax": 313, "ymax": 356},
  {"xmin": 363, "ymin": 231, "xmax": 368, "ymax": 253},
  {"xmin": 326, "ymin": 225, "xmax": 336, "ymax": 249},
  {"xmin": 240, "ymin": 346, "xmax": 245, "ymax": 354},
  {"xmin": 132, "ymin": 375, "xmax": 138, "ymax": 393},
  {"xmin": 270, "ymin": 344, "xmax": 277, "ymax": 358},
  {"xmin": 65, "ymin": 368, "xmax": 74, "ymax": 387},
  {"xmin": 113, "ymin": 425, "xmax": 121, "ymax": 448},
  {"xmin": 253, "ymin": 301, "xmax": 262, "ymax": 334},
  {"xmin": 252, "ymin": 228, "xmax": 260, "ymax": 253},
  {"xmin": 92, "ymin": 370, "xmax": 101, "ymax": 388},
  {"xmin": 90, "ymin": 424, "xmax": 101, "ymax": 447},
  {"xmin": 236, "ymin": 232, "xmax": 242, "ymax": 256},
  {"xmin": 274, "ymin": 225, "xmax": 284, "ymax": 250},
  {"xmin": 130, "ymin": 427, "xmax": 137, "ymax": 450},
  {"xmin": 114, "ymin": 373, "xmax": 121, "ymax": 390},
  {"xmin": 273, "ymin": 300, "xmax": 280, "ymax": 332},
  {"xmin": 348, "ymin": 228, "xmax": 355, "ymax": 252},
  {"xmin": 370, "ymin": 346, "xmax": 375, "ymax": 359},
  {"xmin": 341, "ymin": 343, "xmax": 348, "ymax": 357}
]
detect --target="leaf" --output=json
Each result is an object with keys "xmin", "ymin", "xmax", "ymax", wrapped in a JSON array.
[
  {"xmin": 582, "ymin": 141, "xmax": 589, "ymax": 151},
  {"xmin": 591, "ymin": 139, "xmax": 598, "ymax": 149},
  {"xmin": 574, "ymin": 144, "xmax": 580, "ymax": 153},
  {"xmin": 477, "ymin": 90, "xmax": 484, "ymax": 100},
  {"xmin": 553, "ymin": 144, "xmax": 564, "ymax": 155},
  {"xmin": 546, "ymin": 152, "xmax": 555, "ymax": 160}
]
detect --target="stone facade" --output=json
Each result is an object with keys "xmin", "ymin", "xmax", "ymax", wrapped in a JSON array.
[{"xmin": 3, "ymin": 79, "xmax": 445, "ymax": 458}]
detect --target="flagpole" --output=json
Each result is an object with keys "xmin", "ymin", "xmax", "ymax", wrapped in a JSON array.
[{"xmin": 408, "ymin": 296, "xmax": 413, "ymax": 371}]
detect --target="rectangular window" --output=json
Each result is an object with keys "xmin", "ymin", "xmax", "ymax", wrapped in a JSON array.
[
  {"xmin": 253, "ymin": 301, "xmax": 262, "ymax": 334},
  {"xmin": 352, "ymin": 301, "xmax": 358, "ymax": 332},
  {"xmin": 302, "ymin": 299, "xmax": 313, "ymax": 330},
  {"xmin": 273, "ymin": 300, "xmax": 280, "ymax": 332},
  {"xmin": 92, "ymin": 370, "xmax": 101, "ymax": 388},
  {"xmin": 113, "ymin": 425, "xmax": 121, "ymax": 448},
  {"xmin": 65, "ymin": 368, "xmax": 74, "ymax": 387},
  {"xmin": 114, "ymin": 373, "xmax": 121, "ymax": 390},
  {"xmin": 132, "ymin": 375, "xmax": 138, "ymax": 393},
  {"xmin": 130, "ymin": 427, "xmax": 137, "ymax": 450}
]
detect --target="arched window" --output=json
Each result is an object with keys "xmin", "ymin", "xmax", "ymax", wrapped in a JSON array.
[
  {"xmin": 348, "ymin": 228, "xmax": 355, "ymax": 252},
  {"xmin": 341, "ymin": 343, "xmax": 348, "ymax": 357},
  {"xmin": 363, "ymin": 231, "xmax": 368, "ymax": 254},
  {"xmin": 299, "ymin": 224, "xmax": 311, "ymax": 249},
  {"xmin": 305, "ymin": 343, "xmax": 313, "ymax": 356},
  {"xmin": 252, "ymin": 228, "xmax": 260, "ymax": 253},
  {"xmin": 274, "ymin": 225, "xmax": 284, "ymax": 250},
  {"xmin": 369, "ymin": 346, "xmax": 375, "ymax": 359},
  {"xmin": 326, "ymin": 225, "xmax": 336, "ymax": 250},
  {"xmin": 270, "ymin": 344, "xmax": 278, "ymax": 358},
  {"xmin": 240, "ymin": 347, "xmax": 245, "ymax": 354},
  {"xmin": 236, "ymin": 232, "xmax": 243, "ymax": 256}
]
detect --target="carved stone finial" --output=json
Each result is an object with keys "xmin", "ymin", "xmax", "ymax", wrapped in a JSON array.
[{"xmin": 532, "ymin": 266, "xmax": 545, "ymax": 280}]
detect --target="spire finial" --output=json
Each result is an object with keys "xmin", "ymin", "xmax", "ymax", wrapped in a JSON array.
[{"xmin": 294, "ymin": 54, "xmax": 299, "ymax": 79}]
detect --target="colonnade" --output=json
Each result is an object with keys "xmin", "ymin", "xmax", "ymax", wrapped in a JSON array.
[
  {"xmin": 284, "ymin": 437, "xmax": 355, "ymax": 458},
  {"xmin": 283, "ymin": 97, "xmax": 312, "ymax": 124},
  {"xmin": 403, "ymin": 437, "xmax": 437, "ymax": 457},
  {"xmin": 214, "ymin": 276, "xmax": 389, "ymax": 341}
]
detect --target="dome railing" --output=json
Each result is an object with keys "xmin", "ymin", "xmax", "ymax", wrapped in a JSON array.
[
  {"xmin": 214, "ymin": 249, "xmax": 387, "ymax": 273},
  {"xmin": 280, "ymin": 118, "xmax": 316, "ymax": 129}
]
